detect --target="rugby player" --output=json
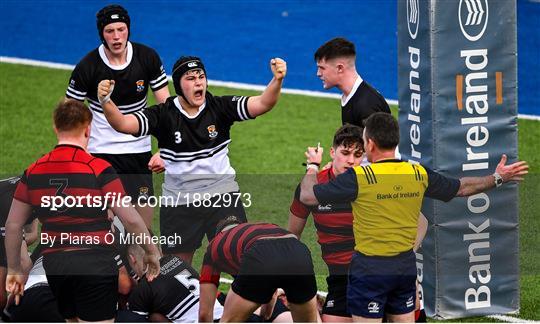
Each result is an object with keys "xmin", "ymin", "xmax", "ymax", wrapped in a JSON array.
[
  {"xmin": 97, "ymin": 55, "xmax": 287, "ymax": 264},
  {"xmin": 66, "ymin": 4, "xmax": 170, "ymax": 228},
  {"xmin": 198, "ymin": 217, "xmax": 319, "ymax": 322},
  {"xmin": 299, "ymin": 113, "xmax": 528, "ymax": 322},
  {"xmin": 5, "ymin": 99, "xmax": 161, "ymax": 322},
  {"xmin": 315, "ymin": 37, "xmax": 390, "ymax": 127}
]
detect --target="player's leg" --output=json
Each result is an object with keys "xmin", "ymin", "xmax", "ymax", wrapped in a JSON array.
[
  {"xmin": 220, "ymin": 287, "xmax": 261, "ymax": 322},
  {"xmin": 385, "ymin": 252, "xmax": 417, "ymax": 323},
  {"xmin": 160, "ymin": 205, "xmax": 206, "ymax": 265},
  {"xmin": 322, "ymin": 274, "xmax": 352, "ymax": 322},
  {"xmin": 224, "ymin": 241, "xmax": 280, "ymax": 322},
  {"xmin": 347, "ymin": 252, "xmax": 389, "ymax": 323},
  {"xmin": 288, "ymin": 296, "xmax": 320, "ymax": 322},
  {"xmin": 73, "ymin": 252, "xmax": 119, "ymax": 322},
  {"xmin": 278, "ymin": 239, "xmax": 319, "ymax": 322}
]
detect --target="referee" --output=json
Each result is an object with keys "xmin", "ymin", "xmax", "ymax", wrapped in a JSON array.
[{"xmin": 299, "ymin": 113, "xmax": 528, "ymax": 323}]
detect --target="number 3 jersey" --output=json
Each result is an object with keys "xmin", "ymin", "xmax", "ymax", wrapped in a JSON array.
[
  {"xmin": 127, "ymin": 255, "xmax": 223, "ymax": 322},
  {"xmin": 66, "ymin": 42, "xmax": 168, "ymax": 154},
  {"xmin": 132, "ymin": 94, "xmax": 253, "ymax": 204}
]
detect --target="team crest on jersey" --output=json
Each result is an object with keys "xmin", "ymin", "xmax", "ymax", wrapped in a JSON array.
[
  {"xmin": 207, "ymin": 125, "xmax": 218, "ymax": 139},
  {"xmin": 139, "ymin": 186, "xmax": 149, "ymax": 199},
  {"xmin": 136, "ymin": 80, "xmax": 145, "ymax": 92}
]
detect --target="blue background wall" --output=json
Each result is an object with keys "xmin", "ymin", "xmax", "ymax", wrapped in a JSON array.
[{"xmin": 1, "ymin": 0, "xmax": 538, "ymax": 115}]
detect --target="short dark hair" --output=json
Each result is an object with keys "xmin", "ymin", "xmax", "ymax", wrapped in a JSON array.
[
  {"xmin": 314, "ymin": 37, "xmax": 356, "ymax": 62},
  {"xmin": 364, "ymin": 112, "xmax": 399, "ymax": 149},
  {"xmin": 215, "ymin": 215, "xmax": 242, "ymax": 235},
  {"xmin": 332, "ymin": 124, "xmax": 364, "ymax": 150},
  {"xmin": 53, "ymin": 99, "xmax": 92, "ymax": 132}
]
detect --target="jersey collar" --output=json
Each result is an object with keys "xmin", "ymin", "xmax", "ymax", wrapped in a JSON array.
[
  {"xmin": 55, "ymin": 143, "xmax": 85, "ymax": 150},
  {"xmin": 373, "ymin": 158, "xmax": 402, "ymax": 163},
  {"xmin": 341, "ymin": 74, "xmax": 364, "ymax": 107},
  {"xmin": 98, "ymin": 41, "xmax": 133, "ymax": 70},
  {"xmin": 174, "ymin": 97, "xmax": 206, "ymax": 119}
]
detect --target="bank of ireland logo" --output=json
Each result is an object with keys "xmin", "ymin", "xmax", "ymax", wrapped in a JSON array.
[
  {"xmin": 407, "ymin": 0, "xmax": 419, "ymax": 39},
  {"xmin": 459, "ymin": 0, "xmax": 489, "ymax": 41}
]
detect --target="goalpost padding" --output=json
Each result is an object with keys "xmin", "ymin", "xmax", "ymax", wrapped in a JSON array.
[{"xmin": 397, "ymin": 0, "xmax": 519, "ymax": 319}]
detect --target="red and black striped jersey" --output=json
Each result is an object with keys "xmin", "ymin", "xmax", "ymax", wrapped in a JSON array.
[
  {"xmin": 200, "ymin": 223, "xmax": 290, "ymax": 285},
  {"xmin": 13, "ymin": 144, "xmax": 125, "ymax": 253},
  {"xmin": 290, "ymin": 168, "xmax": 354, "ymax": 274}
]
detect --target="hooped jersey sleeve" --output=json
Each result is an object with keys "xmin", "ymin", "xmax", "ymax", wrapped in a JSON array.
[
  {"xmin": 132, "ymin": 102, "xmax": 166, "ymax": 139},
  {"xmin": 214, "ymin": 95, "xmax": 254, "ymax": 124},
  {"xmin": 66, "ymin": 62, "xmax": 91, "ymax": 101},
  {"xmin": 290, "ymin": 184, "xmax": 311, "ymax": 219},
  {"xmin": 144, "ymin": 47, "xmax": 168, "ymax": 92}
]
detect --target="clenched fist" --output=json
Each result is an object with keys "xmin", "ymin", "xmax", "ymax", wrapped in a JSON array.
[
  {"xmin": 98, "ymin": 79, "xmax": 116, "ymax": 104},
  {"xmin": 270, "ymin": 58, "xmax": 287, "ymax": 81}
]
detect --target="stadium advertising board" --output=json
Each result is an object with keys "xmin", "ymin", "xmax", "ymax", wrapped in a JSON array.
[{"xmin": 398, "ymin": 0, "xmax": 519, "ymax": 319}]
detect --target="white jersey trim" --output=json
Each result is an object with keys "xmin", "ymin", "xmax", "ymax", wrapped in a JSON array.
[
  {"xmin": 66, "ymin": 87, "xmax": 86, "ymax": 101},
  {"xmin": 236, "ymin": 96, "xmax": 250, "ymax": 121},
  {"xmin": 150, "ymin": 73, "xmax": 168, "ymax": 90},
  {"xmin": 341, "ymin": 74, "xmax": 364, "ymax": 107},
  {"xmin": 174, "ymin": 97, "xmax": 207, "ymax": 119},
  {"xmin": 160, "ymin": 140, "xmax": 231, "ymax": 159},
  {"xmin": 98, "ymin": 42, "xmax": 133, "ymax": 70}
]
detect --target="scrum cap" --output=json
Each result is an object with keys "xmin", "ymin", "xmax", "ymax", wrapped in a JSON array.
[
  {"xmin": 171, "ymin": 56, "xmax": 207, "ymax": 99},
  {"xmin": 96, "ymin": 5, "xmax": 130, "ymax": 47}
]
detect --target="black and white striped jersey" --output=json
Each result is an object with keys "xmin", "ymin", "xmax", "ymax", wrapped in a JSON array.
[
  {"xmin": 132, "ymin": 94, "xmax": 253, "ymax": 204},
  {"xmin": 127, "ymin": 255, "xmax": 223, "ymax": 322},
  {"xmin": 66, "ymin": 41, "xmax": 168, "ymax": 154}
]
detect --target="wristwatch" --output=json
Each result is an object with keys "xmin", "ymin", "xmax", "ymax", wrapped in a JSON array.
[{"xmin": 493, "ymin": 172, "xmax": 503, "ymax": 187}]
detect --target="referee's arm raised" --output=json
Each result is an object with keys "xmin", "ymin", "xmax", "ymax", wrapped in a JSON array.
[
  {"xmin": 97, "ymin": 80, "xmax": 141, "ymax": 135},
  {"xmin": 455, "ymin": 154, "xmax": 528, "ymax": 197},
  {"xmin": 246, "ymin": 58, "xmax": 287, "ymax": 117}
]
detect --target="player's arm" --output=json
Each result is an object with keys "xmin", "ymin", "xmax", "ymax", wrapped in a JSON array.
[
  {"xmin": 288, "ymin": 184, "xmax": 311, "ymax": 239},
  {"xmin": 97, "ymin": 80, "xmax": 140, "ymax": 135},
  {"xmin": 199, "ymin": 282, "xmax": 218, "ymax": 322},
  {"xmin": 111, "ymin": 205, "xmax": 161, "ymax": 281},
  {"xmin": 246, "ymin": 58, "xmax": 287, "ymax": 118},
  {"xmin": 22, "ymin": 218, "xmax": 39, "ymax": 246},
  {"xmin": 5, "ymin": 199, "xmax": 33, "ymax": 305},
  {"xmin": 152, "ymin": 86, "xmax": 170, "ymax": 104},
  {"xmin": 299, "ymin": 145, "xmax": 324, "ymax": 206},
  {"xmin": 288, "ymin": 212, "xmax": 308, "ymax": 240},
  {"xmin": 455, "ymin": 155, "xmax": 528, "ymax": 196}
]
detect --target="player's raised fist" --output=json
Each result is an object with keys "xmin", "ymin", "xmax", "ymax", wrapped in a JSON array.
[
  {"xmin": 97, "ymin": 80, "xmax": 115, "ymax": 104},
  {"xmin": 270, "ymin": 58, "xmax": 287, "ymax": 80}
]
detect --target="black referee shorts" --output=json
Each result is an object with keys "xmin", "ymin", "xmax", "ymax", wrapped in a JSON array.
[
  {"xmin": 93, "ymin": 152, "xmax": 154, "ymax": 202},
  {"xmin": 232, "ymin": 238, "xmax": 317, "ymax": 305},
  {"xmin": 43, "ymin": 250, "xmax": 118, "ymax": 321}
]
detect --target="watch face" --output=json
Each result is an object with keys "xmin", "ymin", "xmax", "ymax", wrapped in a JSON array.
[{"xmin": 497, "ymin": 178, "xmax": 503, "ymax": 185}]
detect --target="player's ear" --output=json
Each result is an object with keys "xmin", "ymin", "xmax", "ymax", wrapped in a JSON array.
[
  {"xmin": 330, "ymin": 146, "xmax": 336, "ymax": 160},
  {"xmin": 84, "ymin": 124, "xmax": 91, "ymax": 138}
]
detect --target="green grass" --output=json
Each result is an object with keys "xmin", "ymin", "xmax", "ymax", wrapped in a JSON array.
[{"xmin": 1, "ymin": 62, "xmax": 538, "ymax": 321}]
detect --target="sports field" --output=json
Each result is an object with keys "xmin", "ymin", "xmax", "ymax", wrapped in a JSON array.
[{"xmin": 0, "ymin": 62, "xmax": 538, "ymax": 321}]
